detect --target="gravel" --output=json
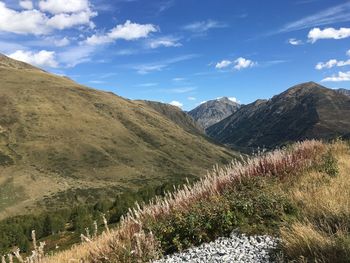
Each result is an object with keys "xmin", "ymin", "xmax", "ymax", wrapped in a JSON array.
[{"xmin": 154, "ymin": 232, "xmax": 280, "ymax": 263}]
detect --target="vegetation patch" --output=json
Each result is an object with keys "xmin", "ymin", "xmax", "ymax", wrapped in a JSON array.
[
  {"xmin": 0, "ymin": 151, "xmax": 14, "ymax": 166},
  {"xmin": 146, "ymin": 177, "xmax": 296, "ymax": 254}
]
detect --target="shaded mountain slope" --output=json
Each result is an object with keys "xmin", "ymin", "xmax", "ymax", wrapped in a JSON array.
[
  {"xmin": 188, "ymin": 97, "xmax": 240, "ymax": 129},
  {"xmin": 207, "ymin": 82, "xmax": 350, "ymax": 150},
  {"xmin": 0, "ymin": 55, "xmax": 236, "ymax": 219},
  {"xmin": 140, "ymin": 100, "xmax": 204, "ymax": 134}
]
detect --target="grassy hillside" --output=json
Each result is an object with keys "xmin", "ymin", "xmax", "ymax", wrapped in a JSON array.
[
  {"xmin": 23, "ymin": 139, "xmax": 349, "ymax": 263},
  {"xmin": 139, "ymin": 100, "xmax": 204, "ymax": 135},
  {"xmin": 0, "ymin": 55, "xmax": 236, "ymax": 219}
]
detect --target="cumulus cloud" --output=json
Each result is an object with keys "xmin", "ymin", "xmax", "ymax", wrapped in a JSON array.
[
  {"xmin": 19, "ymin": 0, "xmax": 33, "ymax": 10},
  {"xmin": 169, "ymin": 100, "xmax": 183, "ymax": 108},
  {"xmin": 316, "ymin": 59, "xmax": 350, "ymax": 70},
  {"xmin": 288, "ymin": 38, "xmax": 303, "ymax": 45},
  {"xmin": 322, "ymin": 71, "xmax": 350, "ymax": 82},
  {"xmin": 215, "ymin": 60, "xmax": 232, "ymax": 69},
  {"xmin": 147, "ymin": 36, "xmax": 182, "ymax": 49},
  {"xmin": 215, "ymin": 57, "xmax": 256, "ymax": 70},
  {"xmin": 183, "ymin": 20, "xmax": 227, "ymax": 33},
  {"xmin": 38, "ymin": 0, "xmax": 90, "ymax": 14},
  {"xmin": 0, "ymin": 1, "xmax": 96, "ymax": 35},
  {"xmin": 85, "ymin": 20, "xmax": 157, "ymax": 45},
  {"xmin": 308, "ymin": 27, "xmax": 350, "ymax": 43},
  {"xmin": 0, "ymin": 2, "xmax": 49, "ymax": 34},
  {"xmin": 8, "ymin": 49, "xmax": 58, "ymax": 68},
  {"xmin": 316, "ymin": 50, "xmax": 350, "ymax": 70},
  {"xmin": 46, "ymin": 11, "xmax": 95, "ymax": 30},
  {"xmin": 234, "ymin": 57, "xmax": 256, "ymax": 70}
]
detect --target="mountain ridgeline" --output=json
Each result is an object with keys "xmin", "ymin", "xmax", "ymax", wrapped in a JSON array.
[
  {"xmin": 0, "ymin": 54, "xmax": 237, "ymax": 219},
  {"xmin": 188, "ymin": 97, "xmax": 240, "ymax": 129},
  {"xmin": 206, "ymin": 82, "xmax": 350, "ymax": 150}
]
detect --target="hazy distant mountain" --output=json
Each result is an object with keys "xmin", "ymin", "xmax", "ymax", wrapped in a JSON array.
[
  {"xmin": 188, "ymin": 97, "xmax": 240, "ymax": 129},
  {"xmin": 207, "ymin": 82, "xmax": 350, "ymax": 150},
  {"xmin": 0, "ymin": 54, "xmax": 237, "ymax": 219},
  {"xmin": 337, "ymin": 88, "xmax": 350, "ymax": 97}
]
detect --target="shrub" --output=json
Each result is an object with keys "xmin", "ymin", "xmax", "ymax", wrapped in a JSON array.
[{"xmin": 320, "ymin": 150, "xmax": 339, "ymax": 177}]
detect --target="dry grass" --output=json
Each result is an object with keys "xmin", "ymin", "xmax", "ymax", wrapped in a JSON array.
[
  {"xmin": 281, "ymin": 141, "xmax": 350, "ymax": 262},
  {"xmin": 36, "ymin": 140, "xmax": 325, "ymax": 263}
]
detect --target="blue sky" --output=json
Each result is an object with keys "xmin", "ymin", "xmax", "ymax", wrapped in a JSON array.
[{"xmin": 1, "ymin": 0, "xmax": 350, "ymax": 110}]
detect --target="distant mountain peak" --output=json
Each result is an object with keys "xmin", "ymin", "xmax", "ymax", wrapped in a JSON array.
[{"xmin": 189, "ymin": 96, "xmax": 240, "ymax": 129}]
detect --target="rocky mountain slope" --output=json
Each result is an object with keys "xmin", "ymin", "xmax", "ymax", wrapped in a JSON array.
[
  {"xmin": 0, "ymin": 54, "xmax": 236, "ymax": 219},
  {"xmin": 207, "ymin": 82, "xmax": 350, "ymax": 150},
  {"xmin": 188, "ymin": 97, "xmax": 240, "ymax": 129},
  {"xmin": 337, "ymin": 88, "xmax": 350, "ymax": 97}
]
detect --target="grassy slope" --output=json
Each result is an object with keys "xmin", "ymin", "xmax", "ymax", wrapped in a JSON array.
[
  {"xmin": 0, "ymin": 60, "xmax": 236, "ymax": 219},
  {"xmin": 39, "ymin": 140, "xmax": 349, "ymax": 263}
]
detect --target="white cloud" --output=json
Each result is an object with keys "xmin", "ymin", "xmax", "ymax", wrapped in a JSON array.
[
  {"xmin": 137, "ymin": 83, "xmax": 158, "ymax": 87},
  {"xmin": 86, "ymin": 20, "xmax": 157, "ymax": 45},
  {"xmin": 19, "ymin": 0, "xmax": 33, "ymax": 10},
  {"xmin": 53, "ymin": 37, "xmax": 70, "ymax": 47},
  {"xmin": 172, "ymin": 77, "xmax": 186, "ymax": 82},
  {"xmin": 278, "ymin": 2, "xmax": 350, "ymax": 33},
  {"xmin": 228, "ymin": 97, "xmax": 238, "ymax": 103},
  {"xmin": 215, "ymin": 57, "xmax": 256, "ymax": 70},
  {"xmin": 47, "ymin": 11, "xmax": 96, "ymax": 30},
  {"xmin": 215, "ymin": 60, "xmax": 232, "ymax": 69},
  {"xmin": 308, "ymin": 27, "xmax": 350, "ymax": 43},
  {"xmin": 169, "ymin": 100, "xmax": 183, "ymax": 108},
  {"xmin": 322, "ymin": 71, "xmax": 350, "ymax": 82},
  {"xmin": 183, "ymin": 20, "xmax": 227, "ymax": 33},
  {"xmin": 187, "ymin": 96, "xmax": 196, "ymax": 101},
  {"xmin": 316, "ymin": 59, "xmax": 350, "ymax": 70},
  {"xmin": 167, "ymin": 87, "xmax": 196, "ymax": 93},
  {"xmin": 8, "ymin": 50, "xmax": 58, "ymax": 68},
  {"xmin": 38, "ymin": 0, "xmax": 90, "ymax": 14},
  {"xmin": 0, "ymin": 2, "xmax": 49, "ymax": 34},
  {"xmin": 58, "ymin": 45, "xmax": 95, "ymax": 67},
  {"xmin": 288, "ymin": 38, "xmax": 303, "ymax": 45},
  {"xmin": 347, "ymin": 49, "xmax": 350, "ymax": 56},
  {"xmin": 234, "ymin": 57, "xmax": 256, "ymax": 70},
  {"xmin": 132, "ymin": 54, "xmax": 198, "ymax": 74},
  {"xmin": 0, "ymin": 2, "xmax": 96, "ymax": 35},
  {"xmin": 147, "ymin": 36, "xmax": 182, "ymax": 49}
]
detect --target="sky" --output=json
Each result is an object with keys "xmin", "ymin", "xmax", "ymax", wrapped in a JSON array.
[{"xmin": 0, "ymin": 0, "xmax": 350, "ymax": 110}]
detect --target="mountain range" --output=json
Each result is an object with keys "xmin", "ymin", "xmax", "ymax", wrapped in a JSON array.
[
  {"xmin": 0, "ymin": 54, "xmax": 236, "ymax": 219},
  {"xmin": 206, "ymin": 82, "xmax": 350, "ymax": 150}
]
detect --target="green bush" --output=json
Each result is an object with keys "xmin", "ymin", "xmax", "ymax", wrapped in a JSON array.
[
  {"xmin": 320, "ymin": 150, "xmax": 339, "ymax": 177},
  {"xmin": 146, "ymin": 178, "xmax": 297, "ymax": 254}
]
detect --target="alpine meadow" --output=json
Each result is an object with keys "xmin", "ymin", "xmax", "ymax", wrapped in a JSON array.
[{"xmin": 0, "ymin": 0, "xmax": 350, "ymax": 262}]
